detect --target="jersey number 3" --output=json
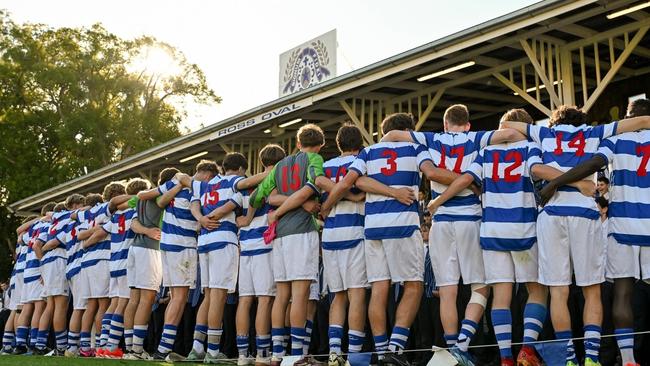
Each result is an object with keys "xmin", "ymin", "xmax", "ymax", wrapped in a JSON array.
[{"xmin": 381, "ymin": 150, "xmax": 398, "ymax": 176}]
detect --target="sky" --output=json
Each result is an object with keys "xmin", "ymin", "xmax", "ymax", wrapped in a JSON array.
[{"xmin": 4, "ymin": 0, "xmax": 539, "ymax": 132}]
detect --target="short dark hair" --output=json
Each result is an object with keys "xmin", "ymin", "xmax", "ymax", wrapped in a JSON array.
[
  {"xmin": 598, "ymin": 176, "xmax": 610, "ymax": 185},
  {"xmin": 65, "ymin": 194, "xmax": 85, "ymax": 210},
  {"xmin": 381, "ymin": 113, "xmax": 415, "ymax": 134},
  {"xmin": 336, "ymin": 124, "xmax": 364, "ymax": 153},
  {"xmin": 84, "ymin": 193, "xmax": 103, "ymax": 207},
  {"xmin": 596, "ymin": 196, "xmax": 609, "ymax": 209},
  {"xmin": 259, "ymin": 144, "xmax": 286, "ymax": 167},
  {"xmin": 550, "ymin": 105, "xmax": 587, "ymax": 127},
  {"xmin": 627, "ymin": 98, "xmax": 650, "ymax": 118},
  {"xmin": 41, "ymin": 201, "xmax": 57, "ymax": 216},
  {"xmin": 297, "ymin": 124, "xmax": 325, "ymax": 148},
  {"xmin": 195, "ymin": 160, "xmax": 219, "ymax": 176},
  {"xmin": 444, "ymin": 104, "xmax": 470, "ymax": 126},
  {"xmin": 501, "ymin": 108, "xmax": 534, "ymax": 124},
  {"xmin": 223, "ymin": 152, "xmax": 248, "ymax": 172},
  {"xmin": 102, "ymin": 182, "xmax": 126, "ymax": 202},
  {"xmin": 126, "ymin": 178, "xmax": 150, "ymax": 195},
  {"xmin": 158, "ymin": 167, "xmax": 180, "ymax": 186}
]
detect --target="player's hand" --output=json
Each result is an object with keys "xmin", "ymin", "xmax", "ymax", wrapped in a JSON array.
[
  {"xmin": 320, "ymin": 206, "xmax": 331, "ymax": 220},
  {"xmin": 469, "ymin": 183, "xmax": 482, "ymax": 197},
  {"xmin": 267, "ymin": 211, "xmax": 277, "ymax": 224},
  {"xmin": 302, "ymin": 200, "xmax": 321, "ymax": 214},
  {"xmin": 391, "ymin": 187, "xmax": 416, "ymax": 206},
  {"xmin": 538, "ymin": 184, "xmax": 557, "ymax": 207},
  {"xmin": 575, "ymin": 179, "xmax": 596, "ymax": 198},
  {"xmin": 146, "ymin": 228, "xmax": 162, "ymax": 241},
  {"xmin": 427, "ymin": 199, "xmax": 440, "ymax": 215},
  {"xmin": 236, "ymin": 216, "xmax": 249, "ymax": 228},
  {"xmin": 199, "ymin": 216, "xmax": 219, "ymax": 230}
]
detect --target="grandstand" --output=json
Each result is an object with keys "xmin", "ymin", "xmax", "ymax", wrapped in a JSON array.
[{"xmin": 10, "ymin": 0, "xmax": 650, "ymax": 215}]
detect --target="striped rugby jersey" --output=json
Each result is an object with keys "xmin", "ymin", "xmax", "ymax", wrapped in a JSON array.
[
  {"xmin": 465, "ymin": 141, "xmax": 543, "ymax": 251},
  {"xmin": 349, "ymin": 141, "xmax": 432, "ymax": 240},
  {"xmin": 42, "ymin": 211, "xmax": 72, "ymax": 267},
  {"xmin": 410, "ymin": 130, "xmax": 494, "ymax": 222},
  {"xmin": 80, "ymin": 202, "xmax": 112, "ymax": 269},
  {"xmin": 102, "ymin": 208, "xmax": 136, "ymax": 278},
  {"xmin": 238, "ymin": 185, "xmax": 274, "ymax": 256},
  {"xmin": 191, "ymin": 175, "xmax": 243, "ymax": 253},
  {"xmin": 24, "ymin": 220, "xmax": 49, "ymax": 284},
  {"xmin": 528, "ymin": 122, "xmax": 618, "ymax": 219},
  {"xmin": 157, "ymin": 179, "xmax": 199, "ymax": 252},
  {"xmin": 595, "ymin": 130, "xmax": 650, "ymax": 245},
  {"xmin": 321, "ymin": 155, "xmax": 365, "ymax": 250},
  {"xmin": 15, "ymin": 242, "xmax": 28, "ymax": 278},
  {"xmin": 57, "ymin": 221, "xmax": 82, "ymax": 280}
]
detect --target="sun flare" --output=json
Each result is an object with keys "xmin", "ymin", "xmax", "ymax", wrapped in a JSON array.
[{"xmin": 128, "ymin": 45, "xmax": 182, "ymax": 78}]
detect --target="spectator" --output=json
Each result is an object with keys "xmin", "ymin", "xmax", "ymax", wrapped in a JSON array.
[{"xmin": 597, "ymin": 176, "xmax": 610, "ymax": 200}]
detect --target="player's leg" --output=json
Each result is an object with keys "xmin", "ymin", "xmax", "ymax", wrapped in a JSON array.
[
  {"xmin": 156, "ymin": 286, "xmax": 189, "ymax": 357},
  {"xmin": 581, "ymin": 284, "xmax": 604, "ymax": 364},
  {"xmin": 2, "ymin": 311, "xmax": 16, "ymax": 353},
  {"xmin": 30, "ymin": 300, "xmax": 45, "ymax": 351},
  {"xmin": 304, "ymin": 297, "xmax": 318, "ymax": 355},
  {"xmin": 271, "ymin": 282, "xmax": 290, "ymax": 361},
  {"xmin": 35, "ymin": 296, "xmax": 53, "ymax": 352},
  {"xmin": 66, "ymin": 308, "xmax": 84, "ymax": 356},
  {"xmin": 612, "ymin": 278, "xmax": 636, "ymax": 365},
  {"xmin": 491, "ymin": 283, "xmax": 514, "ymax": 365},
  {"xmin": 206, "ymin": 287, "xmax": 228, "ymax": 359},
  {"xmin": 236, "ymin": 295, "xmax": 254, "ymax": 362},
  {"xmin": 517, "ymin": 282, "xmax": 547, "ymax": 365},
  {"xmin": 187, "ymin": 291, "xmax": 209, "ymax": 359},
  {"xmin": 130, "ymin": 288, "xmax": 157, "ymax": 358},
  {"xmin": 328, "ymin": 291, "xmax": 347, "ymax": 356},
  {"xmin": 256, "ymin": 296, "xmax": 274, "ymax": 363},
  {"xmin": 106, "ymin": 297, "xmax": 128, "ymax": 356},
  {"xmin": 99, "ymin": 297, "xmax": 117, "ymax": 351},
  {"xmin": 289, "ymin": 280, "xmax": 311, "ymax": 356},
  {"xmin": 52, "ymin": 295, "xmax": 69, "ymax": 353},
  {"xmin": 94, "ymin": 297, "xmax": 110, "ymax": 349},
  {"xmin": 123, "ymin": 288, "xmax": 141, "ymax": 354},
  {"xmin": 368, "ymin": 280, "xmax": 389, "ymax": 355},
  {"xmin": 347, "ymin": 287, "xmax": 366, "ymax": 354},
  {"xmin": 13, "ymin": 302, "xmax": 33, "ymax": 354}
]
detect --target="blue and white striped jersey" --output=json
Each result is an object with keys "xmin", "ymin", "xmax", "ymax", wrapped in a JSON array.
[
  {"xmin": 59, "ymin": 221, "xmax": 83, "ymax": 279},
  {"xmin": 24, "ymin": 220, "xmax": 49, "ymax": 284},
  {"xmin": 102, "ymin": 208, "xmax": 136, "ymax": 278},
  {"xmin": 595, "ymin": 130, "xmax": 650, "ymax": 245},
  {"xmin": 191, "ymin": 175, "xmax": 243, "ymax": 253},
  {"xmin": 15, "ymin": 243, "xmax": 28, "ymax": 277},
  {"xmin": 80, "ymin": 202, "xmax": 112, "ymax": 269},
  {"xmin": 42, "ymin": 211, "xmax": 71, "ymax": 267},
  {"xmin": 157, "ymin": 179, "xmax": 199, "ymax": 252},
  {"xmin": 410, "ymin": 130, "xmax": 494, "ymax": 222},
  {"xmin": 465, "ymin": 141, "xmax": 543, "ymax": 251},
  {"xmin": 349, "ymin": 142, "xmax": 432, "ymax": 240},
  {"xmin": 321, "ymin": 155, "xmax": 365, "ymax": 250},
  {"xmin": 239, "ymin": 185, "xmax": 274, "ymax": 256},
  {"xmin": 528, "ymin": 122, "xmax": 617, "ymax": 219}
]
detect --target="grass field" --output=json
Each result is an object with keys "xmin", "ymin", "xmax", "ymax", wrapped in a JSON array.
[{"xmin": 0, "ymin": 355, "xmax": 215, "ymax": 365}]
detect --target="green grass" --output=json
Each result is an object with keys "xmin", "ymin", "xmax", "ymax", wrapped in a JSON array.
[{"xmin": 0, "ymin": 355, "xmax": 217, "ymax": 365}]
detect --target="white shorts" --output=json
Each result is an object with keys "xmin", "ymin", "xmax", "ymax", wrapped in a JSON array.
[
  {"xmin": 41, "ymin": 258, "xmax": 69, "ymax": 297},
  {"xmin": 9, "ymin": 274, "xmax": 24, "ymax": 310},
  {"xmin": 109, "ymin": 276, "xmax": 130, "ymax": 299},
  {"xmin": 239, "ymin": 252, "xmax": 275, "ymax": 297},
  {"xmin": 483, "ymin": 245, "xmax": 539, "ymax": 284},
  {"xmin": 537, "ymin": 212, "xmax": 605, "ymax": 286},
  {"xmin": 84, "ymin": 261, "xmax": 110, "ymax": 299},
  {"xmin": 199, "ymin": 244, "xmax": 238, "ymax": 292},
  {"xmin": 365, "ymin": 230, "xmax": 424, "ymax": 283},
  {"xmin": 429, "ymin": 220, "xmax": 484, "ymax": 286},
  {"xmin": 272, "ymin": 232, "xmax": 319, "ymax": 282},
  {"xmin": 21, "ymin": 279, "xmax": 44, "ymax": 304},
  {"xmin": 309, "ymin": 280, "xmax": 320, "ymax": 301},
  {"xmin": 127, "ymin": 246, "xmax": 162, "ymax": 291},
  {"xmin": 606, "ymin": 237, "xmax": 641, "ymax": 280},
  {"xmin": 323, "ymin": 243, "xmax": 368, "ymax": 292},
  {"xmin": 162, "ymin": 248, "xmax": 197, "ymax": 288},
  {"xmin": 69, "ymin": 275, "xmax": 87, "ymax": 310}
]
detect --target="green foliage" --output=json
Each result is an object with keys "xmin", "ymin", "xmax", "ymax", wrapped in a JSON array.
[{"xmin": 0, "ymin": 10, "xmax": 220, "ymax": 280}]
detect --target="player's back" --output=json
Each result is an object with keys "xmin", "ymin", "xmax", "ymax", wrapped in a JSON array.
[
  {"xmin": 62, "ymin": 221, "xmax": 82, "ymax": 280},
  {"xmin": 158, "ymin": 180, "xmax": 198, "ymax": 251},
  {"xmin": 350, "ymin": 141, "xmax": 428, "ymax": 240},
  {"xmin": 193, "ymin": 174, "xmax": 241, "ymax": 251},
  {"xmin": 529, "ymin": 122, "xmax": 617, "ymax": 218},
  {"xmin": 322, "ymin": 155, "xmax": 364, "ymax": 250},
  {"xmin": 104, "ymin": 208, "xmax": 136, "ymax": 278},
  {"xmin": 468, "ymin": 141, "xmax": 541, "ymax": 251},
  {"xmin": 82, "ymin": 202, "xmax": 112, "ymax": 264},
  {"xmin": 597, "ymin": 130, "xmax": 650, "ymax": 244},
  {"xmin": 239, "ymin": 188, "xmax": 273, "ymax": 256}
]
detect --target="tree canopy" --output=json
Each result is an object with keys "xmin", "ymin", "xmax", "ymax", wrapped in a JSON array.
[{"xmin": 0, "ymin": 10, "xmax": 220, "ymax": 279}]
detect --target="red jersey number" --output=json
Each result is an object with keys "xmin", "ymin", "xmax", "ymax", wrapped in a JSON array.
[
  {"xmin": 554, "ymin": 131, "xmax": 586, "ymax": 156},
  {"xmin": 439, "ymin": 146, "xmax": 466, "ymax": 173},
  {"xmin": 491, "ymin": 151, "xmax": 523, "ymax": 182},
  {"xmin": 637, "ymin": 144, "xmax": 650, "ymax": 176},
  {"xmin": 381, "ymin": 150, "xmax": 398, "ymax": 176},
  {"xmin": 281, "ymin": 164, "xmax": 301, "ymax": 191}
]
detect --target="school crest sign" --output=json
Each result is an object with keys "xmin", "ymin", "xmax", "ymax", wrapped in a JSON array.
[{"xmin": 279, "ymin": 30, "xmax": 337, "ymax": 97}]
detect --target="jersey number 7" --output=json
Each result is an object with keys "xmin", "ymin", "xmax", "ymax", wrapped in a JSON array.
[{"xmin": 637, "ymin": 144, "xmax": 650, "ymax": 176}]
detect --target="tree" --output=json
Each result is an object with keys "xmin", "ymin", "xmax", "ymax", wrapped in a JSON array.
[{"xmin": 0, "ymin": 10, "xmax": 221, "ymax": 279}]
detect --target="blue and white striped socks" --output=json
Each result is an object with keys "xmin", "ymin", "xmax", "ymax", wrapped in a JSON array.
[
  {"xmin": 35, "ymin": 329, "xmax": 49, "ymax": 350},
  {"xmin": 100, "ymin": 313, "xmax": 112, "ymax": 347},
  {"xmin": 271, "ymin": 328, "xmax": 285, "ymax": 357},
  {"xmin": 374, "ymin": 334, "xmax": 389, "ymax": 355},
  {"xmin": 124, "ymin": 328, "xmax": 133, "ymax": 352},
  {"xmin": 614, "ymin": 328, "xmax": 636, "ymax": 365},
  {"xmin": 523, "ymin": 303, "xmax": 546, "ymax": 344},
  {"xmin": 207, "ymin": 328, "xmax": 223, "ymax": 357},
  {"xmin": 348, "ymin": 330, "xmax": 365, "ymax": 353},
  {"xmin": 256, "ymin": 334, "xmax": 271, "ymax": 358},
  {"xmin": 2, "ymin": 331, "xmax": 15, "ymax": 350},
  {"xmin": 237, "ymin": 335, "xmax": 249, "ymax": 357},
  {"xmin": 80, "ymin": 331, "xmax": 91, "ymax": 351},
  {"xmin": 290, "ymin": 327, "xmax": 304, "ymax": 356},
  {"xmin": 67, "ymin": 331, "xmax": 80, "ymax": 352},
  {"xmin": 192, "ymin": 324, "xmax": 208, "ymax": 354},
  {"xmin": 388, "ymin": 326, "xmax": 409, "ymax": 352},
  {"xmin": 456, "ymin": 319, "xmax": 478, "ymax": 352},
  {"xmin": 15, "ymin": 326, "xmax": 28, "ymax": 347},
  {"xmin": 444, "ymin": 333, "xmax": 458, "ymax": 347},
  {"xmin": 491, "ymin": 309, "xmax": 512, "ymax": 360},
  {"xmin": 108, "ymin": 314, "xmax": 124, "ymax": 351},
  {"xmin": 303, "ymin": 320, "xmax": 313, "ymax": 355},
  {"xmin": 555, "ymin": 330, "xmax": 576, "ymax": 364},
  {"xmin": 584, "ymin": 324, "xmax": 601, "ymax": 363},
  {"xmin": 29, "ymin": 328, "xmax": 38, "ymax": 348},
  {"xmin": 158, "ymin": 324, "xmax": 177, "ymax": 355},
  {"xmin": 55, "ymin": 330, "xmax": 67, "ymax": 351},
  {"xmin": 328, "ymin": 325, "xmax": 343, "ymax": 354},
  {"xmin": 132, "ymin": 325, "xmax": 147, "ymax": 354}
]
